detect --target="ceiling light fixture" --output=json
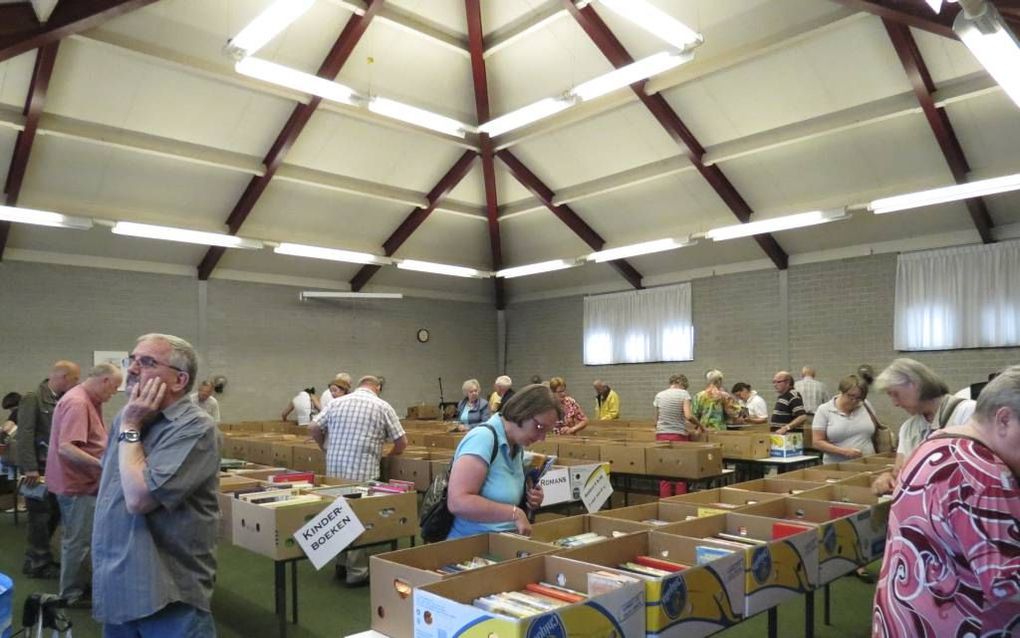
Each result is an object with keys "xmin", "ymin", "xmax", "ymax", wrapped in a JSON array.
[
  {"xmin": 368, "ymin": 97, "xmax": 469, "ymax": 138},
  {"xmin": 274, "ymin": 242, "xmax": 389, "ymax": 265},
  {"xmin": 706, "ymin": 209, "xmax": 849, "ymax": 241},
  {"xmin": 572, "ymin": 51, "xmax": 694, "ymax": 101},
  {"xmin": 300, "ymin": 291, "xmax": 403, "ymax": 300},
  {"xmin": 869, "ymin": 172, "xmax": 1020, "ymax": 214},
  {"xmin": 235, "ymin": 57, "xmax": 358, "ymax": 106},
  {"xmin": 396, "ymin": 259, "xmax": 490, "ymax": 278},
  {"xmin": 496, "ymin": 259, "xmax": 577, "ymax": 278},
  {"xmin": 0, "ymin": 205, "xmax": 93, "ymax": 230},
  {"xmin": 953, "ymin": 2, "xmax": 1020, "ymax": 110},
  {"xmin": 227, "ymin": 0, "xmax": 316, "ymax": 58},
  {"xmin": 596, "ymin": 0, "xmax": 704, "ymax": 49},
  {"xmin": 587, "ymin": 236, "xmax": 694, "ymax": 262},
  {"xmin": 478, "ymin": 97, "xmax": 575, "ymax": 137},
  {"xmin": 111, "ymin": 222, "xmax": 263, "ymax": 249}
]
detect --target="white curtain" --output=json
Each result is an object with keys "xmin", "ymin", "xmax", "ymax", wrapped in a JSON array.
[
  {"xmin": 894, "ymin": 240, "xmax": 1020, "ymax": 350},
  {"xmin": 583, "ymin": 283, "xmax": 694, "ymax": 364}
]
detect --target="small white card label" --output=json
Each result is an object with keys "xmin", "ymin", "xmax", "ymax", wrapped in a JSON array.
[
  {"xmin": 581, "ymin": 464, "xmax": 613, "ymax": 513},
  {"xmin": 293, "ymin": 497, "xmax": 366, "ymax": 570}
]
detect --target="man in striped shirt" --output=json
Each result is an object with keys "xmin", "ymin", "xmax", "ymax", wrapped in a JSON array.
[{"xmin": 795, "ymin": 366, "xmax": 830, "ymax": 415}]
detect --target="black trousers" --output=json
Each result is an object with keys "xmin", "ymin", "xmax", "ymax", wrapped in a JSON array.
[{"xmin": 24, "ymin": 490, "xmax": 60, "ymax": 570}]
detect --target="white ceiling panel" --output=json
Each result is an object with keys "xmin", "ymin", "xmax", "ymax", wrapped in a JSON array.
[
  {"xmin": 0, "ymin": 49, "xmax": 34, "ymax": 108},
  {"xmin": 500, "ymin": 260, "xmax": 632, "ymax": 297},
  {"xmin": 365, "ymin": 265, "xmax": 495, "ymax": 298},
  {"xmin": 499, "ymin": 209, "xmax": 593, "ymax": 266},
  {"xmin": 626, "ymin": 236, "xmax": 766, "ymax": 277},
  {"xmin": 6, "ymin": 224, "xmax": 205, "ymax": 265},
  {"xmin": 386, "ymin": 0, "xmax": 467, "ymax": 40},
  {"xmin": 215, "ymin": 244, "xmax": 362, "ymax": 282},
  {"xmin": 389, "ymin": 210, "xmax": 491, "ymax": 268},
  {"xmin": 446, "ymin": 161, "xmax": 537, "ymax": 206},
  {"xmin": 984, "ymin": 191, "xmax": 1020, "ymax": 228},
  {"xmin": 482, "ymin": 1, "xmax": 561, "ymax": 37},
  {"xmin": 943, "ymin": 91, "xmax": 1020, "ymax": 175},
  {"xmin": 0, "ymin": 128, "xmax": 15, "ymax": 185},
  {"xmin": 910, "ymin": 28, "xmax": 985, "ymax": 84}
]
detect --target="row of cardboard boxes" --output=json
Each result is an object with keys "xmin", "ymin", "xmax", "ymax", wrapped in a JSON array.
[{"xmin": 372, "ymin": 457, "xmax": 896, "ymax": 638}]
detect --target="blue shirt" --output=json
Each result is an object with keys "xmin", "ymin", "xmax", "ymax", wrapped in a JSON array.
[{"xmin": 447, "ymin": 414, "xmax": 524, "ymax": 539}]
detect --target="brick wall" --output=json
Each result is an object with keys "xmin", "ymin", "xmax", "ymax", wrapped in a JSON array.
[
  {"xmin": 506, "ymin": 254, "xmax": 1019, "ymax": 426},
  {"xmin": 0, "ymin": 261, "xmax": 498, "ymax": 422}
]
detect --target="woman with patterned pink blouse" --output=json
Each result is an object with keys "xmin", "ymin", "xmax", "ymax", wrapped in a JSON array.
[
  {"xmin": 873, "ymin": 366, "xmax": 1020, "ymax": 638},
  {"xmin": 549, "ymin": 377, "xmax": 588, "ymax": 435}
]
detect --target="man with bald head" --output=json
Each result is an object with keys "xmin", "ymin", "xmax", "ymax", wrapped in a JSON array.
[
  {"xmin": 772, "ymin": 370, "xmax": 807, "ymax": 435},
  {"xmin": 17, "ymin": 359, "xmax": 81, "ymax": 578},
  {"xmin": 795, "ymin": 366, "xmax": 830, "ymax": 416}
]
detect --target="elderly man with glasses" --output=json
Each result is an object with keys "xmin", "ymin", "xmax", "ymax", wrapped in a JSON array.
[
  {"xmin": 92, "ymin": 334, "xmax": 220, "ymax": 637},
  {"xmin": 771, "ymin": 371, "xmax": 808, "ymax": 434}
]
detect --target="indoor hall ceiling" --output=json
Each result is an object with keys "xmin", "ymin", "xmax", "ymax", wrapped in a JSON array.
[{"xmin": 0, "ymin": 0, "xmax": 1018, "ymax": 304}]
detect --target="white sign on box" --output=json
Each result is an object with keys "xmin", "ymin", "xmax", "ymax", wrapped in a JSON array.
[
  {"xmin": 539, "ymin": 468, "xmax": 572, "ymax": 506},
  {"xmin": 580, "ymin": 464, "xmax": 613, "ymax": 513},
  {"xmin": 293, "ymin": 497, "xmax": 366, "ymax": 570}
]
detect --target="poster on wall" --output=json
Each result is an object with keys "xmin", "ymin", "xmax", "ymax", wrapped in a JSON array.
[{"xmin": 93, "ymin": 351, "xmax": 128, "ymax": 390}]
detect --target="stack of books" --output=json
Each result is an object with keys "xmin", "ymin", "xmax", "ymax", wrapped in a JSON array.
[
  {"xmin": 614, "ymin": 555, "xmax": 688, "ymax": 577},
  {"xmin": 434, "ymin": 555, "xmax": 499, "ymax": 575},
  {"xmin": 473, "ymin": 573, "xmax": 638, "ymax": 620},
  {"xmin": 236, "ymin": 488, "xmax": 321, "ymax": 508},
  {"xmin": 553, "ymin": 532, "xmax": 607, "ymax": 547}
]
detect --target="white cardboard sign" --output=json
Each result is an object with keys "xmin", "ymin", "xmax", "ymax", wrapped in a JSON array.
[
  {"xmin": 539, "ymin": 468, "xmax": 572, "ymax": 506},
  {"xmin": 293, "ymin": 497, "xmax": 366, "ymax": 570},
  {"xmin": 580, "ymin": 464, "xmax": 613, "ymax": 513}
]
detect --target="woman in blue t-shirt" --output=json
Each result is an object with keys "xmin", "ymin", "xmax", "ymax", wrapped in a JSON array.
[{"xmin": 446, "ymin": 384, "xmax": 562, "ymax": 538}]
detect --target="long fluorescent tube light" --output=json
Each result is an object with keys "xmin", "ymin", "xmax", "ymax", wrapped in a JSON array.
[
  {"xmin": 396, "ymin": 259, "xmax": 489, "ymax": 278},
  {"xmin": 497, "ymin": 259, "xmax": 576, "ymax": 279},
  {"xmin": 869, "ymin": 172, "xmax": 1020, "ymax": 214},
  {"xmin": 587, "ymin": 237, "xmax": 694, "ymax": 263},
  {"xmin": 228, "ymin": 0, "xmax": 316, "ymax": 57},
  {"xmin": 274, "ymin": 242, "xmax": 388, "ymax": 265},
  {"xmin": 954, "ymin": 4, "xmax": 1020, "ymax": 109},
  {"xmin": 368, "ymin": 97, "xmax": 468, "ymax": 138},
  {"xmin": 300, "ymin": 291, "xmax": 403, "ymax": 300},
  {"xmin": 0, "ymin": 205, "xmax": 93, "ymax": 230},
  {"xmin": 597, "ymin": 0, "xmax": 703, "ymax": 49},
  {"xmin": 111, "ymin": 222, "xmax": 263, "ymax": 249},
  {"xmin": 706, "ymin": 209, "xmax": 849, "ymax": 241},
  {"xmin": 236, "ymin": 57, "xmax": 358, "ymax": 106},
  {"xmin": 572, "ymin": 51, "xmax": 693, "ymax": 102},
  {"xmin": 478, "ymin": 97, "xmax": 574, "ymax": 137}
]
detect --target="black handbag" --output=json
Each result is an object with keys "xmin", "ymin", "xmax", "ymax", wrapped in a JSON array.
[{"xmin": 419, "ymin": 424, "xmax": 499, "ymax": 543}]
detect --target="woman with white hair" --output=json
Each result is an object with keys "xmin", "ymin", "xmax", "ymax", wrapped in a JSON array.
[
  {"xmin": 455, "ymin": 378, "xmax": 491, "ymax": 430},
  {"xmin": 488, "ymin": 375, "xmax": 515, "ymax": 413},
  {"xmin": 690, "ymin": 369, "xmax": 735, "ymax": 433}
]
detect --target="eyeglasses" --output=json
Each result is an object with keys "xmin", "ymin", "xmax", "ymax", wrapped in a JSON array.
[
  {"xmin": 844, "ymin": 393, "xmax": 864, "ymax": 402},
  {"xmin": 122, "ymin": 355, "xmax": 185, "ymax": 373}
]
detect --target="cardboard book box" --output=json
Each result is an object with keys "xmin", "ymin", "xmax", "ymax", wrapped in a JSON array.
[
  {"xmin": 529, "ymin": 513, "xmax": 651, "ymax": 546},
  {"xmin": 406, "ymin": 404, "xmax": 441, "ymax": 420},
  {"xmin": 599, "ymin": 441, "xmax": 665, "ymax": 474},
  {"xmin": 727, "ymin": 477, "xmax": 832, "ymax": 496},
  {"xmin": 664, "ymin": 512, "xmax": 819, "ymax": 616},
  {"xmin": 528, "ymin": 440, "xmax": 558, "ymax": 456},
  {"xmin": 737, "ymin": 497, "xmax": 871, "ymax": 584},
  {"xmin": 705, "ymin": 431, "xmax": 771, "ymax": 460},
  {"xmin": 370, "ymin": 533, "xmax": 556, "ymax": 638},
  {"xmin": 216, "ymin": 475, "xmax": 262, "ymax": 543},
  {"xmin": 644, "ymin": 442, "xmax": 723, "ymax": 479},
  {"xmin": 383, "ymin": 451, "xmax": 453, "ymax": 492},
  {"xmin": 662, "ymin": 488, "xmax": 785, "ymax": 516},
  {"xmin": 781, "ymin": 468, "xmax": 868, "ymax": 484},
  {"xmin": 558, "ymin": 531, "xmax": 745, "ymax": 638},
  {"xmin": 593, "ymin": 500, "xmax": 722, "ymax": 529},
  {"xmin": 556, "ymin": 440, "xmax": 603, "ymax": 462},
  {"xmin": 793, "ymin": 485, "xmax": 891, "ymax": 560},
  {"xmin": 423, "ymin": 433, "xmax": 464, "ymax": 450},
  {"xmin": 291, "ymin": 445, "xmax": 326, "ymax": 474},
  {"xmin": 413, "ymin": 554, "xmax": 646, "ymax": 638},
  {"xmin": 768, "ymin": 432, "xmax": 803, "ymax": 458}
]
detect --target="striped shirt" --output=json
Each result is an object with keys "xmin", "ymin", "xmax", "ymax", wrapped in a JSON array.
[
  {"xmin": 322, "ymin": 388, "xmax": 405, "ymax": 481},
  {"xmin": 794, "ymin": 377, "xmax": 829, "ymax": 414},
  {"xmin": 653, "ymin": 388, "xmax": 690, "ymax": 435}
]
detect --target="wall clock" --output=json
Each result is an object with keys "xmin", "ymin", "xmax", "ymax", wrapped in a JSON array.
[{"xmin": 417, "ymin": 328, "xmax": 430, "ymax": 343}]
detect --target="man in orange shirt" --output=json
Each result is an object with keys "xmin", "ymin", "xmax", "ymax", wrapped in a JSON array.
[{"xmin": 46, "ymin": 363, "xmax": 122, "ymax": 607}]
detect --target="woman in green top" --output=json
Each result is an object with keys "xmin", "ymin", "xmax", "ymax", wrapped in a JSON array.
[{"xmin": 691, "ymin": 369, "xmax": 738, "ymax": 432}]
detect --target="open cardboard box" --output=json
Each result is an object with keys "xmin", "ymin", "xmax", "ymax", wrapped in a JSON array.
[
  {"xmin": 556, "ymin": 439, "xmax": 603, "ymax": 462},
  {"xmin": 384, "ymin": 450, "xmax": 453, "ymax": 491},
  {"xmin": 728, "ymin": 477, "xmax": 831, "ymax": 495},
  {"xmin": 592, "ymin": 501, "xmax": 710, "ymax": 527},
  {"xmin": 599, "ymin": 441, "xmax": 664, "ymax": 474},
  {"xmin": 558, "ymin": 531, "xmax": 744, "ymax": 638},
  {"xmin": 290, "ymin": 444, "xmax": 326, "ymax": 473},
  {"xmin": 792, "ymin": 485, "xmax": 891, "ymax": 560},
  {"xmin": 780, "ymin": 468, "xmax": 868, "ymax": 484},
  {"xmin": 662, "ymin": 488, "xmax": 785, "ymax": 515},
  {"xmin": 737, "ymin": 497, "xmax": 870, "ymax": 584},
  {"xmin": 414, "ymin": 554, "xmax": 645, "ymax": 638},
  {"xmin": 663, "ymin": 512, "xmax": 819, "ymax": 616},
  {"xmin": 370, "ymin": 533, "xmax": 555, "ymax": 638},
  {"xmin": 423, "ymin": 433, "xmax": 464, "ymax": 449},
  {"xmin": 216, "ymin": 475, "xmax": 262, "ymax": 543},
  {"xmin": 529, "ymin": 513, "xmax": 650, "ymax": 546},
  {"xmin": 705, "ymin": 431, "xmax": 771, "ymax": 460},
  {"xmin": 644, "ymin": 442, "xmax": 723, "ymax": 479},
  {"xmin": 527, "ymin": 440, "xmax": 558, "ymax": 456}
]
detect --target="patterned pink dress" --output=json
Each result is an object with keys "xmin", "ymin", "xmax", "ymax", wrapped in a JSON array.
[
  {"xmin": 872, "ymin": 435, "xmax": 1020, "ymax": 638},
  {"xmin": 556, "ymin": 396, "xmax": 587, "ymax": 433}
]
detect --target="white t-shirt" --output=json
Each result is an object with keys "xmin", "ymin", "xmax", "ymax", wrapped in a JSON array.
[
  {"xmin": 812, "ymin": 398, "xmax": 875, "ymax": 463},
  {"xmin": 896, "ymin": 396, "xmax": 976, "ymax": 457},
  {"xmin": 744, "ymin": 392, "xmax": 769, "ymax": 419},
  {"xmin": 189, "ymin": 392, "xmax": 221, "ymax": 423},
  {"xmin": 653, "ymin": 387, "xmax": 691, "ymax": 434},
  {"xmin": 291, "ymin": 391, "xmax": 313, "ymax": 425}
]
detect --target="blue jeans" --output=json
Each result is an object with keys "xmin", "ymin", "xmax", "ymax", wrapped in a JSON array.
[
  {"xmin": 103, "ymin": 603, "xmax": 215, "ymax": 638},
  {"xmin": 55, "ymin": 493, "xmax": 95, "ymax": 602}
]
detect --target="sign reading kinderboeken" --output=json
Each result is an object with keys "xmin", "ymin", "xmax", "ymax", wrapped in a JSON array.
[{"xmin": 293, "ymin": 497, "xmax": 366, "ymax": 570}]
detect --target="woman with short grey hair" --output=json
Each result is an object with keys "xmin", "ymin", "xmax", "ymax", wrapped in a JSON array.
[{"xmin": 455, "ymin": 378, "xmax": 491, "ymax": 430}]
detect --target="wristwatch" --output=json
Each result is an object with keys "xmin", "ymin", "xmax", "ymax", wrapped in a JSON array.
[{"xmin": 118, "ymin": 429, "xmax": 141, "ymax": 443}]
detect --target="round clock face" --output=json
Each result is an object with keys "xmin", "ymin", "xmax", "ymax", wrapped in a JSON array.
[{"xmin": 417, "ymin": 328, "xmax": 430, "ymax": 343}]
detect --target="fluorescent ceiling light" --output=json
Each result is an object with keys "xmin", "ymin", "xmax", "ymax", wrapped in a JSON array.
[
  {"xmin": 0, "ymin": 205, "xmax": 93, "ymax": 230},
  {"xmin": 597, "ymin": 0, "xmax": 703, "ymax": 49},
  {"xmin": 496, "ymin": 259, "xmax": 577, "ymax": 279},
  {"xmin": 478, "ymin": 97, "xmax": 574, "ymax": 137},
  {"xmin": 587, "ymin": 237, "xmax": 694, "ymax": 263},
  {"xmin": 954, "ymin": 4, "xmax": 1020, "ymax": 110},
  {"xmin": 396, "ymin": 259, "xmax": 489, "ymax": 278},
  {"xmin": 300, "ymin": 291, "xmax": 403, "ymax": 300},
  {"xmin": 236, "ymin": 57, "xmax": 357, "ymax": 106},
  {"xmin": 274, "ymin": 242, "xmax": 388, "ymax": 265},
  {"xmin": 706, "ymin": 209, "xmax": 849, "ymax": 241},
  {"xmin": 869, "ymin": 172, "xmax": 1020, "ymax": 214},
  {"xmin": 111, "ymin": 222, "xmax": 263, "ymax": 249},
  {"xmin": 572, "ymin": 51, "xmax": 693, "ymax": 102},
  {"xmin": 229, "ymin": 0, "xmax": 316, "ymax": 57},
  {"xmin": 368, "ymin": 97, "xmax": 468, "ymax": 138}
]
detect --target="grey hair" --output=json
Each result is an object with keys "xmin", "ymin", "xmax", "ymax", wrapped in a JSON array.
[
  {"xmin": 198, "ymin": 379, "xmax": 214, "ymax": 390},
  {"xmin": 875, "ymin": 358, "xmax": 949, "ymax": 400},
  {"xmin": 88, "ymin": 362, "xmax": 121, "ymax": 379},
  {"xmin": 462, "ymin": 378, "xmax": 480, "ymax": 394},
  {"xmin": 975, "ymin": 365, "xmax": 1020, "ymax": 422},
  {"xmin": 137, "ymin": 333, "xmax": 198, "ymax": 393},
  {"xmin": 705, "ymin": 369, "xmax": 724, "ymax": 387},
  {"xmin": 495, "ymin": 375, "xmax": 512, "ymax": 388},
  {"xmin": 358, "ymin": 375, "xmax": 381, "ymax": 389}
]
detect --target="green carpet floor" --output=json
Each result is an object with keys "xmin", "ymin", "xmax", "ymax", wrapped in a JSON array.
[{"xmin": 0, "ymin": 508, "xmax": 878, "ymax": 637}]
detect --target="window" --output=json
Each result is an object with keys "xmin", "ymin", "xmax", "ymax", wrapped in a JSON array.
[
  {"xmin": 894, "ymin": 241, "xmax": 1020, "ymax": 350},
  {"xmin": 583, "ymin": 283, "xmax": 694, "ymax": 364}
]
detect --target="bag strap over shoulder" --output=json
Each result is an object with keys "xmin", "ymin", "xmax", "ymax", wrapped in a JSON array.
[{"xmin": 480, "ymin": 423, "xmax": 500, "ymax": 464}]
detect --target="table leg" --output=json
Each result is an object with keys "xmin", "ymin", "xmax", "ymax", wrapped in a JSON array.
[
  {"xmin": 767, "ymin": 607, "xmax": 778, "ymax": 638},
  {"xmin": 13, "ymin": 466, "xmax": 19, "ymax": 526},
  {"xmin": 805, "ymin": 591, "xmax": 814, "ymax": 638},
  {"xmin": 623, "ymin": 476, "xmax": 630, "ymax": 506},
  {"xmin": 275, "ymin": 560, "xmax": 287, "ymax": 638},
  {"xmin": 824, "ymin": 583, "xmax": 831, "ymax": 625},
  {"xmin": 291, "ymin": 560, "xmax": 298, "ymax": 625}
]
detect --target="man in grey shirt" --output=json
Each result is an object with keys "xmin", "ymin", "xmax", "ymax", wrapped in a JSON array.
[{"xmin": 92, "ymin": 334, "xmax": 219, "ymax": 636}]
